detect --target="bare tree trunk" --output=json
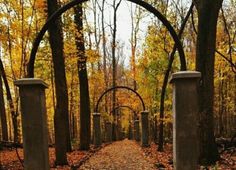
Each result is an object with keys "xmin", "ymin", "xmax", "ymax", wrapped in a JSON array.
[
  {"xmin": 3, "ymin": 7, "xmax": 18, "ymax": 142},
  {"xmin": 111, "ymin": 0, "xmax": 122, "ymax": 141},
  {"xmin": 50, "ymin": 60, "xmax": 56, "ymax": 144},
  {"xmin": 47, "ymin": 0, "xmax": 71, "ymax": 165},
  {"xmin": 74, "ymin": 4, "xmax": 91, "ymax": 150},
  {"xmin": 0, "ymin": 58, "xmax": 17, "ymax": 143},
  {"xmin": 158, "ymin": 3, "xmax": 194, "ymax": 151},
  {"xmin": 100, "ymin": 0, "xmax": 109, "ymax": 112},
  {"xmin": 0, "ymin": 74, "xmax": 8, "ymax": 141},
  {"xmin": 194, "ymin": 0, "xmax": 223, "ymax": 165},
  {"xmin": 20, "ymin": 0, "xmax": 27, "ymax": 77},
  {"xmin": 69, "ymin": 70, "xmax": 76, "ymax": 140},
  {"xmin": 218, "ymin": 70, "xmax": 224, "ymax": 136},
  {"xmin": 130, "ymin": 5, "xmax": 141, "ymax": 91}
]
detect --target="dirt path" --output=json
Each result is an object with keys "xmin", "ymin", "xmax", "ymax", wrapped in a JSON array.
[{"xmin": 79, "ymin": 139, "xmax": 156, "ymax": 170}]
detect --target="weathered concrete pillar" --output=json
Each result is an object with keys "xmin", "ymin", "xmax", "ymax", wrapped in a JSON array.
[
  {"xmin": 134, "ymin": 120, "xmax": 140, "ymax": 141},
  {"xmin": 93, "ymin": 113, "xmax": 101, "ymax": 147},
  {"xmin": 141, "ymin": 111, "xmax": 149, "ymax": 146},
  {"xmin": 105, "ymin": 122, "xmax": 112, "ymax": 143},
  {"xmin": 128, "ymin": 122, "xmax": 133, "ymax": 140},
  {"xmin": 170, "ymin": 71, "xmax": 201, "ymax": 170},
  {"xmin": 116, "ymin": 120, "xmax": 122, "ymax": 140},
  {"xmin": 14, "ymin": 78, "xmax": 49, "ymax": 170}
]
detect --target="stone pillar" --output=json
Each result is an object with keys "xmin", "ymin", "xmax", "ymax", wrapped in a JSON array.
[
  {"xmin": 105, "ymin": 122, "xmax": 112, "ymax": 143},
  {"xmin": 14, "ymin": 78, "xmax": 49, "ymax": 170},
  {"xmin": 141, "ymin": 111, "xmax": 149, "ymax": 146},
  {"xmin": 128, "ymin": 122, "xmax": 133, "ymax": 140},
  {"xmin": 134, "ymin": 120, "xmax": 140, "ymax": 141},
  {"xmin": 116, "ymin": 119, "xmax": 122, "ymax": 140},
  {"xmin": 93, "ymin": 113, "xmax": 101, "ymax": 147},
  {"xmin": 112, "ymin": 122, "xmax": 117, "ymax": 141},
  {"xmin": 170, "ymin": 71, "xmax": 201, "ymax": 170}
]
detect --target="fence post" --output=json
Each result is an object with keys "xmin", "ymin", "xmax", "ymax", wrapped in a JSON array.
[
  {"xmin": 14, "ymin": 78, "xmax": 49, "ymax": 170},
  {"xmin": 93, "ymin": 113, "xmax": 101, "ymax": 147},
  {"xmin": 141, "ymin": 111, "xmax": 149, "ymax": 146},
  {"xmin": 170, "ymin": 71, "xmax": 201, "ymax": 170}
]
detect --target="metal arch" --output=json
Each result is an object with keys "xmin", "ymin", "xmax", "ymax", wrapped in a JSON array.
[
  {"xmin": 112, "ymin": 105, "xmax": 136, "ymax": 115},
  {"xmin": 127, "ymin": 0, "xmax": 186, "ymax": 71},
  {"xmin": 27, "ymin": 0, "xmax": 89, "ymax": 77},
  {"xmin": 27, "ymin": 0, "xmax": 187, "ymax": 78},
  {"xmin": 95, "ymin": 86, "xmax": 145, "ymax": 112}
]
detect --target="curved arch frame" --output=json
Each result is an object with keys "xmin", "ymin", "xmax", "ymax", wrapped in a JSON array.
[
  {"xmin": 27, "ymin": 0, "xmax": 187, "ymax": 77},
  {"xmin": 95, "ymin": 86, "xmax": 145, "ymax": 112}
]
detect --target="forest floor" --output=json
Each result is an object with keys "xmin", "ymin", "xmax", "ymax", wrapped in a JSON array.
[
  {"xmin": 79, "ymin": 139, "xmax": 156, "ymax": 170},
  {"xmin": 0, "ymin": 139, "xmax": 235, "ymax": 169}
]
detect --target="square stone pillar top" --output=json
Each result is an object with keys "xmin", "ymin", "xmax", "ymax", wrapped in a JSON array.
[
  {"xmin": 141, "ymin": 111, "xmax": 149, "ymax": 114},
  {"xmin": 14, "ymin": 78, "xmax": 48, "ymax": 88},
  {"xmin": 170, "ymin": 71, "xmax": 201, "ymax": 83},
  {"xmin": 93, "ymin": 112, "xmax": 101, "ymax": 116}
]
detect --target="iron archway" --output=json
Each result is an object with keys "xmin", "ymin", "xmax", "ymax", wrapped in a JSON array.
[
  {"xmin": 95, "ymin": 86, "xmax": 145, "ymax": 112},
  {"xmin": 27, "ymin": 0, "xmax": 187, "ymax": 77}
]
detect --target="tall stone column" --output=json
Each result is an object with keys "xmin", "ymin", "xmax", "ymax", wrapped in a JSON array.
[
  {"xmin": 141, "ymin": 111, "xmax": 149, "ymax": 146},
  {"xmin": 105, "ymin": 122, "xmax": 112, "ymax": 143},
  {"xmin": 134, "ymin": 120, "xmax": 140, "ymax": 141},
  {"xmin": 170, "ymin": 71, "xmax": 201, "ymax": 170},
  {"xmin": 93, "ymin": 113, "xmax": 101, "ymax": 147},
  {"xmin": 14, "ymin": 78, "xmax": 49, "ymax": 170}
]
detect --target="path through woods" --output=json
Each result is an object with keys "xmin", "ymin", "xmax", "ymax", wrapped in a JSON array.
[{"xmin": 79, "ymin": 139, "xmax": 156, "ymax": 170}]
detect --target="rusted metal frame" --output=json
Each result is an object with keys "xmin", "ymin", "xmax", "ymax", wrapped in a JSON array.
[{"xmin": 95, "ymin": 86, "xmax": 145, "ymax": 112}]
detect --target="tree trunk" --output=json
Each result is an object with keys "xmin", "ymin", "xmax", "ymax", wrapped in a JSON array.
[
  {"xmin": 97, "ymin": 0, "xmax": 109, "ymax": 113},
  {"xmin": 69, "ymin": 70, "xmax": 76, "ymax": 140},
  {"xmin": 158, "ymin": 3, "xmax": 194, "ymax": 151},
  {"xmin": 0, "ymin": 75, "xmax": 8, "ymax": 141},
  {"xmin": 74, "ymin": 4, "xmax": 91, "ymax": 150},
  {"xmin": 130, "ymin": 5, "xmax": 141, "ymax": 91},
  {"xmin": 194, "ymin": 0, "xmax": 223, "ymax": 165},
  {"xmin": 0, "ymin": 58, "xmax": 17, "ymax": 143},
  {"xmin": 218, "ymin": 70, "xmax": 224, "ymax": 136},
  {"xmin": 47, "ymin": 0, "xmax": 71, "ymax": 165},
  {"xmin": 111, "ymin": 0, "xmax": 122, "ymax": 141}
]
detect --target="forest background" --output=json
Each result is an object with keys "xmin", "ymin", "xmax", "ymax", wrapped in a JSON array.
[{"xmin": 0, "ymin": 0, "xmax": 235, "ymax": 166}]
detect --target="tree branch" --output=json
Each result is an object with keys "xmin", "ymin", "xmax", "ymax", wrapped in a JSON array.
[{"xmin": 158, "ymin": 3, "xmax": 194, "ymax": 151}]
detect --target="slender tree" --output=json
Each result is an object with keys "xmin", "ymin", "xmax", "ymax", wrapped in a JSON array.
[
  {"xmin": 130, "ymin": 4, "xmax": 142, "ymax": 91},
  {"xmin": 97, "ymin": 0, "xmax": 109, "ymax": 112},
  {"xmin": 111, "ymin": 0, "xmax": 122, "ymax": 140},
  {"xmin": 158, "ymin": 3, "xmax": 194, "ymax": 151},
  {"xmin": 74, "ymin": 4, "xmax": 91, "ymax": 150},
  {"xmin": 47, "ymin": 0, "xmax": 71, "ymax": 165},
  {"xmin": 193, "ymin": 0, "xmax": 223, "ymax": 165},
  {"xmin": 0, "ymin": 58, "xmax": 17, "ymax": 143},
  {"xmin": 0, "ymin": 74, "xmax": 8, "ymax": 141}
]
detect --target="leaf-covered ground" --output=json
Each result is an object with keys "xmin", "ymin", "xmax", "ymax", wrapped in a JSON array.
[
  {"xmin": 1, "ymin": 140, "xmax": 235, "ymax": 169},
  {"xmin": 79, "ymin": 139, "xmax": 156, "ymax": 170},
  {"xmin": 0, "ymin": 147, "xmax": 86, "ymax": 170},
  {"xmin": 143, "ymin": 143, "xmax": 236, "ymax": 170},
  {"xmin": 142, "ymin": 143, "xmax": 173, "ymax": 169}
]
